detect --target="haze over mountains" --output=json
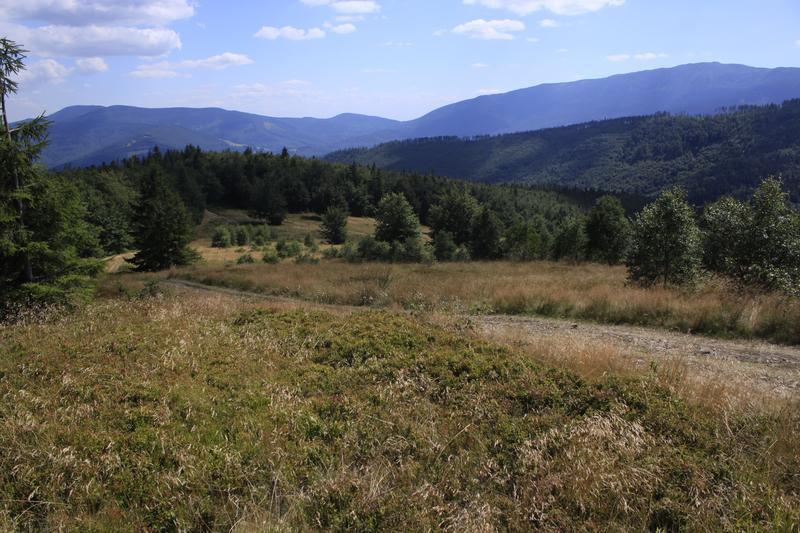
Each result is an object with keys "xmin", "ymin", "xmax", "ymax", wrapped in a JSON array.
[{"xmin": 38, "ymin": 62, "xmax": 800, "ymax": 168}]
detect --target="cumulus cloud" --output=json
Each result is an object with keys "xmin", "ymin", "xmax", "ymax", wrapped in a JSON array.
[
  {"xmin": 607, "ymin": 52, "xmax": 668, "ymax": 61},
  {"xmin": 300, "ymin": 0, "xmax": 381, "ymax": 14},
  {"xmin": 16, "ymin": 58, "xmax": 73, "ymax": 87},
  {"xmin": 130, "ymin": 52, "xmax": 253, "ymax": 78},
  {"xmin": 76, "ymin": 57, "xmax": 109, "ymax": 73},
  {"xmin": 254, "ymin": 26, "xmax": 326, "ymax": 40},
  {"xmin": 539, "ymin": 18, "xmax": 559, "ymax": 27},
  {"xmin": 1, "ymin": 23, "xmax": 182, "ymax": 57},
  {"xmin": 324, "ymin": 22, "xmax": 357, "ymax": 34},
  {"xmin": 0, "ymin": 0, "xmax": 194, "ymax": 26},
  {"xmin": 15, "ymin": 56, "xmax": 109, "ymax": 88},
  {"xmin": 452, "ymin": 19, "xmax": 525, "ymax": 40},
  {"xmin": 462, "ymin": 0, "xmax": 624, "ymax": 16}
]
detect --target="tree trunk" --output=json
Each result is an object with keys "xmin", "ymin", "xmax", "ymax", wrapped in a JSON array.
[{"xmin": 1, "ymin": 88, "xmax": 33, "ymax": 282}]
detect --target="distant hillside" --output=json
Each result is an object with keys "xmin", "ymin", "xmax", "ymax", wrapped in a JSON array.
[
  {"xmin": 35, "ymin": 62, "xmax": 800, "ymax": 168},
  {"xmin": 39, "ymin": 106, "xmax": 400, "ymax": 168},
  {"xmin": 327, "ymin": 100, "xmax": 800, "ymax": 204}
]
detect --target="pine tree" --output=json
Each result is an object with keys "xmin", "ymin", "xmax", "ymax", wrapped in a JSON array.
[
  {"xmin": 131, "ymin": 167, "xmax": 196, "ymax": 272},
  {"xmin": 251, "ymin": 179, "xmax": 287, "ymax": 226},
  {"xmin": 321, "ymin": 205, "xmax": 348, "ymax": 244},
  {"xmin": 627, "ymin": 187, "xmax": 702, "ymax": 287}
]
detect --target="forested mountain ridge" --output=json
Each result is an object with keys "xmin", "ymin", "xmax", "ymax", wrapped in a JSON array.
[
  {"xmin": 327, "ymin": 99, "xmax": 800, "ymax": 204},
  {"xmin": 33, "ymin": 62, "xmax": 800, "ymax": 169}
]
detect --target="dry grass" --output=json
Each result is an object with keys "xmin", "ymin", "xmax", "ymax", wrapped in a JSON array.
[
  {"xmin": 1, "ymin": 290, "xmax": 798, "ymax": 530},
  {"xmin": 158, "ymin": 260, "xmax": 800, "ymax": 345}
]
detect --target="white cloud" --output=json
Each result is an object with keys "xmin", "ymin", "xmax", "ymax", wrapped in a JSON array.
[
  {"xmin": 607, "ymin": 52, "xmax": 668, "ymax": 61},
  {"xmin": 17, "ymin": 58, "xmax": 73, "ymax": 87},
  {"xmin": 462, "ymin": 0, "xmax": 624, "ymax": 16},
  {"xmin": 472, "ymin": 62, "xmax": 489, "ymax": 68},
  {"xmin": 477, "ymin": 88, "xmax": 504, "ymax": 95},
  {"xmin": 1, "ymin": 23, "xmax": 182, "ymax": 57},
  {"xmin": 300, "ymin": 0, "xmax": 381, "ymax": 14},
  {"xmin": 527, "ymin": 36, "xmax": 540, "ymax": 42},
  {"xmin": 0, "ymin": 0, "xmax": 194, "ymax": 26},
  {"xmin": 452, "ymin": 19, "xmax": 525, "ymax": 40},
  {"xmin": 794, "ymin": 39, "xmax": 799, "ymax": 47},
  {"xmin": 76, "ymin": 57, "xmax": 108, "ymax": 73},
  {"xmin": 380, "ymin": 41, "xmax": 413, "ymax": 47},
  {"xmin": 325, "ymin": 22, "xmax": 357, "ymax": 34},
  {"xmin": 634, "ymin": 52, "xmax": 668, "ymax": 60},
  {"xmin": 254, "ymin": 26, "xmax": 326, "ymax": 40},
  {"xmin": 130, "ymin": 52, "xmax": 253, "ymax": 78},
  {"xmin": 539, "ymin": 18, "xmax": 559, "ymax": 27}
]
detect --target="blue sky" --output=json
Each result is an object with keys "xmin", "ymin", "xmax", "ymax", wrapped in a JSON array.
[{"xmin": 3, "ymin": 0, "xmax": 800, "ymax": 121}]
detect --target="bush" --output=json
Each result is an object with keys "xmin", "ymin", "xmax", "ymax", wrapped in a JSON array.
[
  {"xmin": 262, "ymin": 250, "xmax": 280, "ymax": 264},
  {"xmin": 234, "ymin": 225, "xmax": 251, "ymax": 246},
  {"xmin": 276, "ymin": 239, "xmax": 302, "ymax": 258},
  {"xmin": 236, "ymin": 253, "xmax": 255, "ymax": 264},
  {"xmin": 294, "ymin": 253, "xmax": 320, "ymax": 265},
  {"xmin": 211, "ymin": 226, "xmax": 232, "ymax": 248}
]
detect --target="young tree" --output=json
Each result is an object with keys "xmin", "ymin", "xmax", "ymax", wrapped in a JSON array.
[
  {"xmin": 627, "ymin": 187, "xmax": 702, "ymax": 287},
  {"xmin": 374, "ymin": 193, "xmax": 420, "ymax": 244},
  {"xmin": 552, "ymin": 215, "xmax": 588, "ymax": 263},
  {"xmin": 131, "ymin": 167, "xmax": 196, "ymax": 272},
  {"xmin": 470, "ymin": 207, "xmax": 504, "ymax": 260},
  {"xmin": 585, "ymin": 195, "xmax": 630, "ymax": 264},
  {"xmin": 320, "ymin": 205, "xmax": 348, "ymax": 244},
  {"xmin": 704, "ymin": 178, "xmax": 800, "ymax": 293}
]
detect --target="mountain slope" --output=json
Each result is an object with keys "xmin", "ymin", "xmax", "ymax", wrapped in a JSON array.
[
  {"xmin": 35, "ymin": 62, "xmax": 800, "ymax": 168},
  {"xmin": 399, "ymin": 62, "xmax": 800, "ymax": 138},
  {"xmin": 327, "ymin": 100, "xmax": 800, "ymax": 204}
]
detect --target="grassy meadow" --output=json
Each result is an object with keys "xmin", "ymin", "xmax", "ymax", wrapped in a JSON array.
[
  {"xmin": 1, "ymin": 289, "xmax": 798, "ymax": 530},
  {"xmin": 161, "ymin": 258, "xmax": 800, "ymax": 346}
]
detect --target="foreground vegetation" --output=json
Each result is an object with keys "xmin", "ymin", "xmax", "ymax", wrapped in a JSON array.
[{"xmin": 1, "ymin": 290, "xmax": 798, "ymax": 530}]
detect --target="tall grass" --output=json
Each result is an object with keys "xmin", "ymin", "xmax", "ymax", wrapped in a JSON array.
[
  {"xmin": 163, "ymin": 260, "xmax": 800, "ymax": 344},
  {"xmin": 1, "ymin": 292, "xmax": 797, "ymax": 530}
]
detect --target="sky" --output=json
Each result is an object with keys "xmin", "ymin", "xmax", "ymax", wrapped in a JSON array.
[{"xmin": 3, "ymin": 0, "xmax": 800, "ymax": 121}]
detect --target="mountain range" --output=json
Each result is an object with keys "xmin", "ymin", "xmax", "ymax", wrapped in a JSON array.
[{"xmin": 33, "ymin": 62, "xmax": 800, "ymax": 168}]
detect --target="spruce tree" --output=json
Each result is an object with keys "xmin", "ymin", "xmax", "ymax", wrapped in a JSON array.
[
  {"xmin": 1, "ymin": 39, "xmax": 102, "ymax": 311},
  {"xmin": 321, "ymin": 205, "xmax": 348, "ymax": 244},
  {"xmin": 131, "ymin": 167, "xmax": 196, "ymax": 272}
]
